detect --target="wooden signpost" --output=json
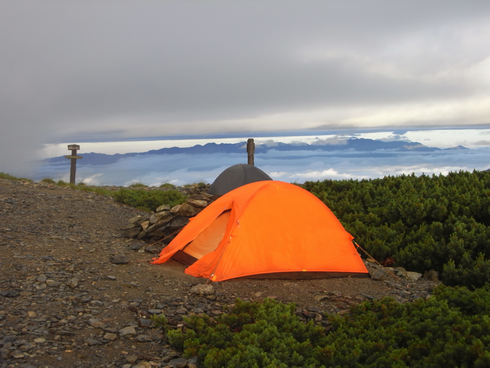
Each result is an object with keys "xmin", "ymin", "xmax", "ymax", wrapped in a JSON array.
[
  {"xmin": 65, "ymin": 144, "xmax": 82, "ymax": 184},
  {"xmin": 247, "ymin": 138, "xmax": 255, "ymax": 166}
]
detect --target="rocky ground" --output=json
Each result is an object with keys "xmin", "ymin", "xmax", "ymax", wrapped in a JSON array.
[{"xmin": 0, "ymin": 178, "xmax": 440, "ymax": 368}]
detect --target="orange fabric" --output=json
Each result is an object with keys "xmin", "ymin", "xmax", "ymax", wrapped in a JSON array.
[
  {"xmin": 151, "ymin": 181, "xmax": 368, "ymax": 281},
  {"xmin": 183, "ymin": 211, "xmax": 230, "ymax": 259}
]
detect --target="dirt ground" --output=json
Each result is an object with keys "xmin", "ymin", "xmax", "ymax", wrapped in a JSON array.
[{"xmin": 0, "ymin": 178, "xmax": 438, "ymax": 368}]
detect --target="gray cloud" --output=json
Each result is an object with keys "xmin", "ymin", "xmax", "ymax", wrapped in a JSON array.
[{"xmin": 2, "ymin": 1, "xmax": 490, "ymax": 176}]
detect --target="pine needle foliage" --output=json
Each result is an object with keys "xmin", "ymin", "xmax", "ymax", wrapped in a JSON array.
[
  {"xmin": 302, "ymin": 170, "xmax": 490, "ymax": 288},
  {"xmin": 110, "ymin": 188, "xmax": 186, "ymax": 212},
  {"xmin": 2, "ymin": 173, "xmax": 186, "ymax": 212},
  {"xmin": 0, "ymin": 172, "xmax": 32, "ymax": 181},
  {"xmin": 167, "ymin": 293, "xmax": 490, "ymax": 367}
]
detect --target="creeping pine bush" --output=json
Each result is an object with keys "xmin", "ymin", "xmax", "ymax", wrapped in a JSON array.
[
  {"xmin": 168, "ymin": 299, "xmax": 325, "ymax": 368},
  {"xmin": 111, "ymin": 188, "xmax": 186, "ymax": 212},
  {"xmin": 0, "ymin": 172, "xmax": 32, "ymax": 181},
  {"xmin": 167, "ymin": 295, "xmax": 490, "ymax": 368},
  {"xmin": 303, "ymin": 170, "xmax": 490, "ymax": 288}
]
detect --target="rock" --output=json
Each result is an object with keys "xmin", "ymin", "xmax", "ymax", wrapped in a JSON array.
[
  {"xmin": 154, "ymin": 211, "xmax": 173, "ymax": 221},
  {"xmin": 144, "ymin": 244, "xmax": 163, "ymax": 254},
  {"xmin": 0, "ymin": 290, "xmax": 20, "ymax": 297},
  {"xmin": 148, "ymin": 330, "xmax": 164, "ymax": 341},
  {"xmin": 175, "ymin": 307, "xmax": 187, "ymax": 315},
  {"xmin": 361, "ymin": 294, "xmax": 375, "ymax": 300},
  {"xmin": 369, "ymin": 268, "xmax": 388, "ymax": 281},
  {"xmin": 170, "ymin": 204, "xmax": 182, "ymax": 215},
  {"xmin": 128, "ymin": 241, "xmax": 145, "ymax": 251},
  {"xmin": 135, "ymin": 334, "xmax": 152, "ymax": 342},
  {"xmin": 46, "ymin": 279, "xmax": 61, "ymax": 287},
  {"xmin": 103, "ymin": 332, "xmax": 118, "ymax": 341},
  {"xmin": 394, "ymin": 266, "xmax": 408, "ymax": 275},
  {"xmin": 156, "ymin": 204, "xmax": 171, "ymax": 212},
  {"xmin": 126, "ymin": 355, "xmax": 139, "ymax": 364},
  {"xmin": 119, "ymin": 326, "xmax": 137, "ymax": 337},
  {"xmin": 177, "ymin": 203, "xmax": 201, "ymax": 216},
  {"xmin": 121, "ymin": 226, "xmax": 141, "ymax": 238},
  {"xmin": 187, "ymin": 199, "xmax": 208, "ymax": 208},
  {"xmin": 11, "ymin": 351, "xmax": 25, "ymax": 359},
  {"xmin": 405, "ymin": 271, "xmax": 422, "ymax": 282},
  {"xmin": 128, "ymin": 215, "xmax": 146, "ymax": 226},
  {"xmin": 138, "ymin": 318, "xmax": 153, "ymax": 328},
  {"xmin": 167, "ymin": 357, "xmax": 188, "ymax": 368},
  {"xmin": 110, "ymin": 255, "xmax": 130, "ymax": 264},
  {"xmin": 188, "ymin": 356, "xmax": 199, "ymax": 365},
  {"xmin": 190, "ymin": 284, "xmax": 214, "ymax": 295},
  {"xmin": 68, "ymin": 277, "xmax": 79, "ymax": 288},
  {"xmin": 313, "ymin": 295, "xmax": 328, "ymax": 302},
  {"xmin": 134, "ymin": 362, "xmax": 152, "ymax": 368},
  {"xmin": 36, "ymin": 275, "xmax": 47, "ymax": 282},
  {"xmin": 168, "ymin": 217, "xmax": 190, "ymax": 230}
]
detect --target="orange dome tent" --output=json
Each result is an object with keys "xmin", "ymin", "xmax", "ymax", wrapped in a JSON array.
[{"xmin": 152, "ymin": 181, "xmax": 368, "ymax": 281}]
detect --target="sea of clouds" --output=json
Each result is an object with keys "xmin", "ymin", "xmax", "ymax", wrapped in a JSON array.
[{"xmin": 34, "ymin": 129, "xmax": 490, "ymax": 186}]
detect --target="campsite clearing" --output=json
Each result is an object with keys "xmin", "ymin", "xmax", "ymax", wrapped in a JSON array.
[{"xmin": 0, "ymin": 178, "xmax": 438, "ymax": 368}]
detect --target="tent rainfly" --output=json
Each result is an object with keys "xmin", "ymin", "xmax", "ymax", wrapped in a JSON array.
[
  {"xmin": 207, "ymin": 163, "xmax": 272, "ymax": 195},
  {"xmin": 152, "ymin": 181, "xmax": 368, "ymax": 281}
]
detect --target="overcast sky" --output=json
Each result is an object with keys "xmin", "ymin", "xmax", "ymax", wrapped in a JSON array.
[{"xmin": 2, "ymin": 1, "xmax": 490, "ymax": 176}]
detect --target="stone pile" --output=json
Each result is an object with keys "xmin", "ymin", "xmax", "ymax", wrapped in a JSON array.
[
  {"xmin": 363, "ymin": 258, "xmax": 440, "ymax": 284},
  {"xmin": 121, "ymin": 184, "xmax": 219, "ymax": 253}
]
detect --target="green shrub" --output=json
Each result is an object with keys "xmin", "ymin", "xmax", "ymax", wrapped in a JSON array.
[
  {"xmin": 169, "ymin": 299, "xmax": 325, "ymax": 367},
  {"xmin": 160, "ymin": 183, "xmax": 177, "ymax": 189},
  {"xmin": 0, "ymin": 172, "xmax": 32, "ymax": 181},
  {"xmin": 129, "ymin": 182, "xmax": 148, "ymax": 188},
  {"xmin": 304, "ymin": 170, "xmax": 490, "ymax": 288},
  {"xmin": 324, "ymin": 296, "xmax": 490, "ymax": 367},
  {"xmin": 111, "ymin": 187, "xmax": 186, "ymax": 212},
  {"xmin": 442, "ymin": 253, "xmax": 490, "ymax": 289},
  {"xmin": 433, "ymin": 284, "xmax": 490, "ymax": 315},
  {"xmin": 167, "ymin": 296, "xmax": 490, "ymax": 367},
  {"xmin": 41, "ymin": 178, "xmax": 56, "ymax": 184},
  {"xmin": 150, "ymin": 313, "xmax": 168, "ymax": 332}
]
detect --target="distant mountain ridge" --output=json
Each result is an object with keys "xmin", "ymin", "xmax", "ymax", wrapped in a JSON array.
[{"xmin": 44, "ymin": 137, "xmax": 466, "ymax": 166}]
